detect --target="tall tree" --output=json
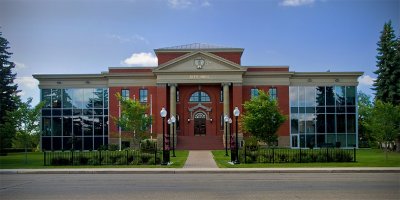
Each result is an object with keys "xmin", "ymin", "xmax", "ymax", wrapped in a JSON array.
[
  {"xmin": 112, "ymin": 93, "xmax": 152, "ymax": 149},
  {"xmin": 242, "ymin": 90, "xmax": 286, "ymax": 146},
  {"xmin": 0, "ymin": 31, "xmax": 20, "ymax": 150},
  {"xmin": 373, "ymin": 21, "xmax": 400, "ymax": 105}
]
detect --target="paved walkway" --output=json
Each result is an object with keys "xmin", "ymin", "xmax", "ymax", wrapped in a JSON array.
[{"xmin": 183, "ymin": 151, "xmax": 218, "ymax": 168}]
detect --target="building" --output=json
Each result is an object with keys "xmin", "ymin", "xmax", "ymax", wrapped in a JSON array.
[{"xmin": 33, "ymin": 43, "xmax": 362, "ymax": 150}]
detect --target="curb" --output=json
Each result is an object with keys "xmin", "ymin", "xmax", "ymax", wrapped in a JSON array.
[{"xmin": 1, "ymin": 168, "xmax": 400, "ymax": 174}]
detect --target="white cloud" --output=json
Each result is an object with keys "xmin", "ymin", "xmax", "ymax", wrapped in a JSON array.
[
  {"xmin": 358, "ymin": 75, "xmax": 376, "ymax": 86},
  {"xmin": 201, "ymin": 0, "xmax": 211, "ymax": 7},
  {"xmin": 122, "ymin": 52, "xmax": 158, "ymax": 66},
  {"xmin": 108, "ymin": 34, "xmax": 149, "ymax": 44},
  {"xmin": 168, "ymin": 0, "xmax": 192, "ymax": 9},
  {"xmin": 14, "ymin": 76, "xmax": 40, "ymax": 105},
  {"xmin": 14, "ymin": 62, "xmax": 27, "ymax": 71},
  {"xmin": 280, "ymin": 0, "xmax": 315, "ymax": 7}
]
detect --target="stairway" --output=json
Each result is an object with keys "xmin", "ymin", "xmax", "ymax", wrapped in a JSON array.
[{"xmin": 176, "ymin": 135, "xmax": 224, "ymax": 150}]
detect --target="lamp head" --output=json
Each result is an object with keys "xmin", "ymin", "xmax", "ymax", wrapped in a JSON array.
[
  {"xmin": 233, "ymin": 107, "xmax": 240, "ymax": 117},
  {"xmin": 160, "ymin": 107, "xmax": 167, "ymax": 118},
  {"xmin": 228, "ymin": 118, "xmax": 232, "ymax": 124},
  {"xmin": 224, "ymin": 115, "xmax": 229, "ymax": 122},
  {"xmin": 167, "ymin": 119, "xmax": 171, "ymax": 124},
  {"xmin": 171, "ymin": 115, "xmax": 176, "ymax": 123}
]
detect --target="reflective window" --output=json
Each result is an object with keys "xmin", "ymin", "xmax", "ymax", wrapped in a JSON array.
[
  {"xmin": 325, "ymin": 87, "xmax": 335, "ymax": 106},
  {"xmin": 305, "ymin": 113, "xmax": 316, "ymax": 133},
  {"xmin": 93, "ymin": 88, "xmax": 103, "ymax": 108},
  {"xmin": 291, "ymin": 135, "xmax": 298, "ymax": 148},
  {"xmin": 83, "ymin": 88, "xmax": 94, "ymax": 108},
  {"xmin": 347, "ymin": 114, "xmax": 356, "ymax": 133},
  {"xmin": 316, "ymin": 87, "xmax": 325, "ymax": 106},
  {"xmin": 140, "ymin": 89, "xmax": 148, "ymax": 103},
  {"xmin": 290, "ymin": 113, "xmax": 299, "ymax": 133},
  {"xmin": 335, "ymin": 86, "xmax": 346, "ymax": 106},
  {"xmin": 104, "ymin": 89, "xmax": 109, "ymax": 108},
  {"xmin": 42, "ymin": 117, "xmax": 51, "ymax": 136},
  {"xmin": 62, "ymin": 89, "xmax": 73, "ymax": 108},
  {"xmin": 72, "ymin": 89, "xmax": 83, "ymax": 109},
  {"xmin": 52, "ymin": 89, "xmax": 62, "ymax": 108},
  {"xmin": 251, "ymin": 88, "xmax": 259, "ymax": 98},
  {"xmin": 289, "ymin": 86, "xmax": 298, "ymax": 107},
  {"xmin": 52, "ymin": 117, "xmax": 62, "ymax": 136},
  {"xmin": 269, "ymin": 87, "xmax": 277, "ymax": 100},
  {"xmin": 63, "ymin": 117, "xmax": 72, "ymax": 136},
  {"xmin": 189, "ymin": 91, "xmax": 210, "ymax": 102},
  {"xmin": 121, "ymin": 89, "xmax": 129, "ymax": 100},
  {"xmin": 305, "ymin": 87, "xmax": 316, "ymax": 107},
  {"xmin": 346, "ymin": 86, "xmax": 356, "ymax": 106}
]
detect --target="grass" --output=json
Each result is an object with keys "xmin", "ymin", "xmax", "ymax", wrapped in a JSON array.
[
  {"xmin": 212, "ymin": 149, "xmax": 400, "ymax": 168},
  {"xmin": 0, "ymin": 150, "xmax": 189, "ymax": 169}
]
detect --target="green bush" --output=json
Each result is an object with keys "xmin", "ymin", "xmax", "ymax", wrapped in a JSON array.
[
  {"xmin": 140, "ymin": 139, "xmax": 156, "ymax": 153},
  {"xmin": 108, "ymin": 144, "xmax": 119, "ymax": 151},
  {"xmin": 244, "ymin": 137, "xmax": 259, "ymax": 151},
  {"xmin": 50, "ymin": 157, "xmax": 71, "ymax": 165}
]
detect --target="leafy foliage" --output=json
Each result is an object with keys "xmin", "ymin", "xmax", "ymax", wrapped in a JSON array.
[
  {"xmin": 357, "ymin": 91, "xmax": 374, "ymax": 147},
  {"xmin": 242, "ymin": 90, "xmax": 286, "ymax": 146},
  {"xmin": 0, "ymin": 31, "xmax": 20, "ymax": 150},
  {"xmin": 112, "ymin": 93, "xmax": 152, "ymax": 149},
  {"xmin": 373, "ymin": 21, "xmax": 400, "ymax": 105}
]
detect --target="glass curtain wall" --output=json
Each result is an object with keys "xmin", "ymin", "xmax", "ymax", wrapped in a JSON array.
[
  {"xmin": 289, "ymin": 86, "xmax": 357, "ymax": 148},
  {"xmin": 41, "ymin": 88, "xmax": 109, "ymax": 151}
]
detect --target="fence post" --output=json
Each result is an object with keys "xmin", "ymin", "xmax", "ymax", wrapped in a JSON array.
[
  {"xmin": 43, "ymin": 151, "xmax": 46, "ymax": 166},
  {"xmin": 353, "ymin": 148, "xmax": 356, "ymax": 162},
  {"xmin": 272, "ymin": 148, "xmax": 275, "ymax": 164},
  {"xmin": 71, "ymin": 150, "xmax": 74, "ymax": 166},
  {"xmin": 299, "ymin": 148, "xmax": 302, "ymax": 163},
  {"xmin": 244, "ymin": 146, "xmax": 246, "ymax": 164},
  {"xmin": 126, "ymin": 150, "xmax": 128, "ymax": 165},
  {"xmin": 326, "ymin": 148, "xmax": 329, "ymax": 162}
]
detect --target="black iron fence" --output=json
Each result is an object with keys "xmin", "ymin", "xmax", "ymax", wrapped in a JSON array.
[
  {"xmin": 44, "ymin": 149, "xmax": 162, "ymax": 166},
  {"xmin": 241, "ymin": 147, "xmax": 356, "ymax": 164}
]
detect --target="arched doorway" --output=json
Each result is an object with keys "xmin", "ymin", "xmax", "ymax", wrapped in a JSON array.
[{"xmin": 194, "ymin": 112, "xmax": 206, "ymax": 135}]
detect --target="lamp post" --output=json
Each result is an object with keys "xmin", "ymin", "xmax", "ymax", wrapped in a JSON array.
[
  {"xmin": 171, "ymin": 116, "xmax": 176, "ymax": 157},
  {"xmin": 160, "ymin": 107, "xmax": 169, "ymax": 165},
  {"xmin": 224, "ymin": 115, "xmax": 229, "ymax": 156},
  {"xmin": 233, "ymin": 107, "xmax": 240, "ymax": 164}
]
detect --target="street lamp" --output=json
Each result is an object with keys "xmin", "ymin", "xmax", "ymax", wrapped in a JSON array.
[
  {"xmin": 160, "ymin": 107, "xmax": 169, "ymax": 165},
  {"xmin": 233, "ymin": 107, "xmax": 240, "ymax": 164},
  {"xmin": 224, "ymin": 115, "xmax": 229, "ymax": 156},
  {"xmin": 171, "ymin": 115, "xmax": 176, "ymax": 157}
]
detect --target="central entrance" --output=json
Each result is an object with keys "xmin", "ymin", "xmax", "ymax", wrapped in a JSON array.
[{"xmin": 194, "ymin": 112, "xmax": 206, "ymax": 135}]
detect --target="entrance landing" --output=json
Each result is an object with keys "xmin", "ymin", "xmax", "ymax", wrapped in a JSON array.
[
  {"xmin": 176, "ymin": 135, "xmax": 224, "ymax": 150},
  {"xmin": 184, "ymin": 151, "xmax": 218, "ymax": 168}
]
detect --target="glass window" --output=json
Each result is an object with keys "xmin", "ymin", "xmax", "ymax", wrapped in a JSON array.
[
  {"xmin": 140, "ymin": 89, "xmax": 148, "ymax": 103},
  {"xmin": 52, "ymin": 117, "xmax": 62, "ymax": 136},
  {"xmin": 337, "ymin": 134, "xmax": 346, "ymax": 148},
  {"xmin": 326, "ymin": 114, "xmax": 335, "ymax": 133},
  {"xmin": 325, "ymin": 86, "xmax": 335, "ymax": 106},
  {"xmin": 289, "ymin": 86, "xmax": 298, "ymax": 107},
  {"xmin": 73, "ymin": 116, "xmax": 82, "ymax": 137},
  {"xmin": 337, "ymin": 114, "xmax": 346, "ymax": 133},
  {"xmin": 62, "ymin": 89, "xmax": 73, "ymax": 108},
  {"xmin": 347, "ymin": 134, "xmax": 356, "ymax": 147},
  {"xmin": 317, "ymin": 134, "xmax": 325, "ymax": 147},
  {"xmin": 72, "ymin": 89, "xmax": 83, "ymax": 109},
  {"xmin": 53, "ymin": 137, "xmax": 62, "ymax": 151},
  {"xmin": 269, "ymin": 87, "xmax": 277, "ymax": 100},
  {"xmin": 298, "ymin": 87, "xmax": 306, "ymax": 107},
  {"xmin": 83, "ymin": 88, "xmax": 94, "ymax": 108},
  {"xmin": 251, "ymin": 88, "xmax": 259, "ymax": 98},
  {"xmin": 121, "ymin": 89, "xmax": 129, "ymax": 100},
  {"xmin": 42, "ymin": 109, "xmax": 51, "ymax": 116},
  {"xmin": 104, "ymin": 89, "xmax": 109, "ymax": 108},
  {"xmin": 291, "ymin": 135, "xmax": 298, "ymax": 148},
  {"xmin": 347, "ymin": 114, "xmax": 356, "ymax": 133},
  {"xmin": 42, "ymin": 137, "xmax": 51, "ymax": 151},
  {"xmin": 42, "ymin": 89, "xmax": 52, "ymax": 108},
  {"xmin": 104, "ymin": 117, "xmax": 108, "ymax": 136},
  {"xmin": 326, "ymin": 134, "xmax": 336, "ymax": 145},
  {"xmin": 305, "ymin": 87, "xmax": 316, "ymax": 107},
  {"xmin": 299, "ymin": 134, "xmax": 306, "ymax": 148},
  {"xmin": 63, "ymin": 117, "xmax": 72, "ymax": 136},
  {"xmin": 51, "ymin": 89, "xmax": 62, "ymax": 108},
  {"xmin": 305, "ymin": 113, "xmax": 316, "ymax": 133},
  {"xmin": 83, "ymin": 116, "xmax": 93, "ymax": 136},
  {"xmin": 346, "ymin": 86, "xmax": 356, "ymax": 106},
  {"xmin": 93, "ymin": 88, "xmax": 103, "ymax": 108},
  {"xmin": 316, "ymin": 114, "xmax": 325, "ymax": 133},
  {"xmin": 298, "ymin": 114, "xmax": 305, "ymax": 133},
  {"xmin": 316, "ymin": 86, "xmax": 325, "ymax": 106},
  {"xmin": 189, "ymin": 91, "xmax": 210, "ymax": 102},
  {"xmin": 42, "ymin": 117, "xmax": 51, "ymax": 136},
  {"xmin": 63, "ymin": 137, "xmax": 72, "ymax": 150},
  {"xmin": 306, "ymin": 134, "xmax": 315, "ymax": 148},
  {"xmin": 335, "ymin": 86, "xmax": 346, "ymax": 106},
  {"xmin": 94, "ymin": 116, "xmax": 103, "ymax": 136},
  {"xmin": 83, "ymin": 137, "xmax": 93, "ymax": 150},
  {"xmin": 291, "ymin": 113, "xmax": 299, "ymax": 134},
  {"xmin": 94, "ymin": 137, "xmax": 104, "ymax": 150}
]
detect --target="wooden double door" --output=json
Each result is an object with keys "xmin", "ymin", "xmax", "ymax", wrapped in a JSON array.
[{"xmin": 194, "ymin": 112, "xmax": 206, "ymax": 135}]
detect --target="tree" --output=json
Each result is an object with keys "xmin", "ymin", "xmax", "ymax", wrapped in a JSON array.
[
  {"xmin": 0, "ymin": 31, "xmax": 20, "ymax": 151},
  {"xmin": 365, "ymin": 100, "xmax": 400, "ymax": 159},
  {"xmin": 373, "ymin": 21, "xmax": 400, "ymax": 105},
  {"xmin": 357, "ymin": 91, "xmax": 374, "ymax": 147},
  {"xmin": 112, "ymin": 93, "xmax": 152, "ymax": 149},
  {"xmin": 242, "ymin": 90, "xmax": 286, "ymax": 146},
  {"xmin": 8, "ymin": 98, "xmax": 44, "ymax": 163}
]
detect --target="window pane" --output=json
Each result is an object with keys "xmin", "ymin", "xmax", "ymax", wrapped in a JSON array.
[
  {"xmin": 73, "ymin": 116, "xmax": 82, "ymax": 136},
  {"xmin": 200, "ymin": 92, "xmax": 210, "ymax": 102},
  {"xmin": 316, "ymin": 86, "xmax": 325, "ymax": 106},
  {"xmin": 83, "ymin": 88, "xmax": 94, "ymax": 108},
  {"xmin": 300, "ymin": 134, "xmax": 306, "ymax": 148},
  {"xmin": 104, "ymin": 117, "xmax": 108, "ymax": 136},
  {"xmin": 93, "ymin": 88, "xmax": 103, "ymax": 108},
  {"xmin": 335, "ymin": 86, "xmax": 346, "ymax": 106},
  {"xmin": 42, "ymin": 89, "xmax": 52, "ymax": 108},
  {"xmin": 94, "ymin": 116, "xmax": 103, "ymax": 136},
  {"xmin": 94, "ymin": 137, "xmax": 104, "ymax": 150},
  {"xmin": 337, "ymin": 114, "xmax": 346, "ymax": 133},
  {"xmin": 347, "ymin": 134, "xmax": 356, "ymax": 147},
  {"xmin": 62, "ymin": 89, "xmax": 73, "ymax": 108},
  {"xmin": 121, "ymin": 89, "xmax": 129, "ymax": 100},
  {"xmin": 51, "ymin": 117, "xmax": 61, "ymax": 136},
  {"xmin": 298, "ymin": 87, "xmax": 305, "ymax": 107},
  {"xmin": 305, "ymin": 113, "xmax": 316, "ymax": 133},
  {"xmin": 189, "ymin": 92, "xmax": 199, "ymax": 102},
  {"xmin": 346, "ymin": 86, "xmax": 356, "ymax": 106},
  {"xmin": 337, "ymin": 134, "xmax": 346, "ymax": 148},
  {"xmin": 63, "ymin": 109, "xmax": 72, "ymax": 116},
  {"xmin": 83, "ymin": 137, "xmax": 93, "ymax": 150},
  {"xmin": 140, "ymin": 89, "xmax": 148, "ymax": 103},
  {"xmin": 72, "ymin": 89, "xmax": 83, "ymax": 109},
  {"xmin": 251, "ymin": 88, "xmax": 259, "ymax": 98},
  {"xmin": 326, "ymin": 134, "xmax": 336, "ymax": 145},
  {"xmin": 104, "ymin": 89, "xmax": 109, "ymax": 108},
  {"xmin": 42, "ymin": 117, "xmax": 52, "ymax": 136},
  {"xmin": 291, "ymin": 135, "xmax": 298, "ymax": 147},
  {"xmin": 63, "ymin": 117, "xmax": 72, "ymax": 136},
  {"xmin": 52, "ymin": 89, "xmax": 62, "ymax": 108},
  {"xmin": 269, "ymin": 88, "xmax": 277, "ymax": 100},
  {"xmin": 53, "ymin": 137, "xmax": 62, "ymax": 151},
  {"xmin": 289, "ymin": 86, "xmax": 298, "ymax": 107},
  {"xmin": 52, "ymin": 109, "xmax": 61, "ymax": 116},
  {"xmin": 306, "ymin": 134, "xmax": 315, "ymax": 148},
  {"xmin": 326, "ymin": 86, "xmax": 335, "ymax": 106},
  {"xmin": 42, "ymin": 109, "xmax": 51, "ymax": 116},
  {"xmin": 326, "ymin": 114, "xmax": 335, "ymax": 133},
  {"xmin": 347, "ymin": 114, "xmax": 356, "ymax": 133},
  {"xmin": 42, "ymin": 137, "xmax": 51, "ymax": 151},
  {"xmin": 291, "ymin": 107, "xmax": 298, "ymax": 114},
  {"xmin": 305, "ymin": 87, "xmax": 316, "ymax": 107},
  {"xmin": 63, "ymin": 137, "xmax": 72, "ymax": 151},
  {"xmin": 316, "ymin": 114, "xmax": 325, "ymax": 133},
  {"xmin": 291, "ymin": 113, "xmax": 299, "ymax": 134},
  {"xmin": 299, "ymin": 114, "xmax": 305, "ymax": 133},
  {"xmin": 317, "ymin": 134, "xmax": 325, "ymax": 147},
  {"xmin": 83, "ymin": 116, "xmax": 93, "ymax": 136}
]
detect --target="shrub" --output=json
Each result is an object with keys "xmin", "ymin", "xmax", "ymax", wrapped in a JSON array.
[
  {"xmin": 244, "ymin": 137, "xmax": 259, "ymax": 151},
  {"xmin": 140, "ymin": 153, "xmax": 153, "ymax": 164},
  {"xmin": 140, "ymin": 139, "xmax": 156, "ymax": 153},
  {"xmin": 50, "ymin": 157, "xmax": 71, "ymax": 165},
  {"xmin": 108, "ymin": 144, "xmax": 119, "ymax": 151}
]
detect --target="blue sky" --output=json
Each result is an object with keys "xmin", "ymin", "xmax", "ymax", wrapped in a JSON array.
[{"xmin": 0, "ymin": 0, "xmax": 399, "ymax": 105}]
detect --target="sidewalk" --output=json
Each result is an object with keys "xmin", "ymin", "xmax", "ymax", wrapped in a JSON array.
[
  {"xmin": 1, "ymin": 167, "xmax": 400, "ymax": 174},
  {"xmin": 183, "ymin": 151, "xmax": 218, "ymax": 168}
]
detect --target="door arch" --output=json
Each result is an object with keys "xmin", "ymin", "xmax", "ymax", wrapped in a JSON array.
[{"xmin": 194, "ymin": 112, "xmax": 206, "ymax": 135}]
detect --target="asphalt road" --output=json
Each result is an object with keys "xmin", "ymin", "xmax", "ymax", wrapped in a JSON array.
[{"xmin": 1, "ymin": 173, "xmax": 399, "ymax": 200}]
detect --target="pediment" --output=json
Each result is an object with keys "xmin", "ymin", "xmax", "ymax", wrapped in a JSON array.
[{"xmin": 153, "ymin": 51, "xmax": 245, "ymax": 73}]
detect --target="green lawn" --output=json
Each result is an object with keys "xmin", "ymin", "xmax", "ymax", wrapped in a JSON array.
[
  {"xmin": 212, "ymin": 149, "xmax": 400, "ymax": 168},
  {"xmin": 0, "ymin": 150, "xmax": 189, "ymax": 169}
]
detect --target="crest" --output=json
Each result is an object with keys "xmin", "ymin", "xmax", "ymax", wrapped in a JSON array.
[{"xmin": 194, "ymin": 58, "xmax": 205, "ymax": 69}]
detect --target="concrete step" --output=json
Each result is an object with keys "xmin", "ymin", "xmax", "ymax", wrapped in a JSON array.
[{"xmin": 176, "ymin": 135, "xmax": 224, "ymax": 150}]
